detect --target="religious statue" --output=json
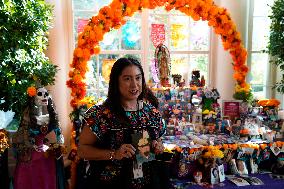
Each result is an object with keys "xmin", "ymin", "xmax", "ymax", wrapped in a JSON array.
[{"xmin": 155, "ymin": 44, "xmax": 171, "ymax": 87}]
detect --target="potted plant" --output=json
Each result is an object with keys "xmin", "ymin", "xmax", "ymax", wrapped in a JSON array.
[{"xmin": 267, "ymin": 0, "xmax": 284, "ymax": 93}]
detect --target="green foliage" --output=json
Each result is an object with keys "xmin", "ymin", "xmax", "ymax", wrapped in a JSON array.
[
  {"xmin": 267, "ymin": 0, "xmax": 284, "ymax": 93},
  {"xmin": 0, "ymin": 0, "xmax": 57, "ymax": 118},
  {"xmin": 233, "ymin": 90, "xmax": 254, "ymax": 104}
]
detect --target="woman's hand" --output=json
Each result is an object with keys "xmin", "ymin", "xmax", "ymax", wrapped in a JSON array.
[
  {"xmin": 152, "ymin": 138, "xmax": 164, "ymax": 154},
  {"xmin": 114, "ymin": 144, "xmax": 136, "ymax": 160}
]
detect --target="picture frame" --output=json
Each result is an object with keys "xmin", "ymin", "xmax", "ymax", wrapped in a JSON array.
[
  {"xmin": 218, "ymin": 164, "xmax": 225, "ymax": 182},
  {"xmin": 211, "ymin": 167, "xmax": 219, "ymax": 184},
  {"xmin": 222, "ymin": 100, "xmax": 242, "ymax": 121},
  {"xmin": 192, "ymin": 113, "xmax": 202, "ymax": 124}
]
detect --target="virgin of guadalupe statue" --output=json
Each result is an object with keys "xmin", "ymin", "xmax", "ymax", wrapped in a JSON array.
[
  {"xmin": 155, "ymin": 44, "xmax": 171, "ymax": 87},
  {"xmin": 13, "ymin": 87, "xmax": 65, "ymax": 189}
]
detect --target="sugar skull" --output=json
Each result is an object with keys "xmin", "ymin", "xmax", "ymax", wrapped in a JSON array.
[{"xmin": 35, "ymin": 87, "xmax": 49, "ymax": 106}]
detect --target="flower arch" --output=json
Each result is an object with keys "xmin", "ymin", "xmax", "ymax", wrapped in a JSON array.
[{"xmin": 67, "ymin": 0, "xmax": 250, "ymax": 108}]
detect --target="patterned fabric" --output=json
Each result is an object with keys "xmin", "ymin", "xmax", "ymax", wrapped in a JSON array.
[
  {"xmin": 83, "ymin": 101, "xmax": 165, "ymax": 188},
  {"xmin": 13, "ymin": 97, "xmax": 65, "ymax": 189},
  {"xmin": 14, "ymin": 150, "xmax": 57, "ymax": 189}
]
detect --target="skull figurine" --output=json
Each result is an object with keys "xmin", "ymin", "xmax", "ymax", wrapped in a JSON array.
[{"xmin": 35, "ymin": 87, "xmax": 49, "ymax": 106}]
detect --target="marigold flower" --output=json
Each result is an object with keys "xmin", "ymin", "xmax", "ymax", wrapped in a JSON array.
[
  {"xmin": 258, "ymin": 99, "xmax": 280, "ymax": 107},
  {"xmin": 82, "ymin": 48, "xmax": 90, "ymax": 60},
  {"xmin": 73, "ymin": 74, "xmax": 83, "ymax": 84},
  {"xmin": 93, "ymin": 46, "xmax": 101, "ymax": 54},
  {"xmin": 27, "ymin": 86, "xmax": 37, "ymax": 97},
  {"xmin": 74, "ymin": 48, "xmax": 83, "ymax": 58}
]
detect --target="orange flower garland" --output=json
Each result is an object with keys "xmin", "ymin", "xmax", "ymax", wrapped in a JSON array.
[
  {"xmin": 258, "ymin": 99, "xmax": 281, "ymax": 107},
  {"xmin": 67, "ymin": 0, "xmax": 250, "ymax": 109},
  {"xmin": 66, "ymin": 2, "xmax": 251, "ymax": 187}
]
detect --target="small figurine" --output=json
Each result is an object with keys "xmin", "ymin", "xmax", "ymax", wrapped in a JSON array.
[
  {"xmin": 172, "ymin": 74, "xmax": 182, "ymax": 86},
  {"xmin": 201, "ymin": 76, "xmax": 205, "ymax": 87},
  {"xmin": 190, "ymin": 70, "xmax": 202, "ymax": 87}
]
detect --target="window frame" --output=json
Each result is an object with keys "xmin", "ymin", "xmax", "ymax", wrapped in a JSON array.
[
  {"xmin": 246, "ymin": 0, "xmax": 275, "ymax": 99},
  {"xmin": 69, "ymin": 1, "xmax": 213, "ymax": 99}
]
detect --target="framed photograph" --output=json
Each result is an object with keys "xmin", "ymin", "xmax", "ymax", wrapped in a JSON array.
[
  {"xmin": 271, "ymin": 145, "xmax": 281, "ymax": 156},
  {"xmin": 218, "ymin": 164, "xmax": 225, "ymax": 182},
  {"xmin": 211, "ymin": 167, "xmax": 219, "ymax": 184},
  {"xmin": 192, "ymin": 113, "xmax": 202, "ymax": 124},
  {"xmin": 131, "ymin": 130, "xmax": 155, "ymax": 164},
  {"xmin": 236, "ymin": 160, "xmax": 248, "ymax": 175},
  {"xmin": 222, "ymin": 100, "xmax": 241, "ymax": 121},
  {"xmin": 166, "ymin": 125, "xmax": 175, "ymax": 136}
]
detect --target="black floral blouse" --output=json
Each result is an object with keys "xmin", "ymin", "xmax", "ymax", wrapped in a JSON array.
[{"xmin": 83, "ymin": 101, "xmax": 165, "ymax": 189}]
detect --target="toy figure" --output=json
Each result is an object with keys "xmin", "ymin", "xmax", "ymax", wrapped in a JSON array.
[
  {"xmin": 172, "ymin": 74, "xmax": 182, "ymax": 86},
  {"xmin": 13, "ymin": 87, "xmax": 65, "ymax": 189},
  {"xmin": 211, "ymin": 88, "xmax": 220, "ymax": 102},
  {"xmin": 190, "ymin": 70, "xmax": 201, "ymax": 87}
]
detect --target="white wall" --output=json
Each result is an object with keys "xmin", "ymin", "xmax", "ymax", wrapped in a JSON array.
[
  {"xmin": 45, "ymin": 0, "xmax": 73, "ymax": 149},
  {"xmin": 211, "ymin": 0, "xmax": 249, "ymax": 101}
]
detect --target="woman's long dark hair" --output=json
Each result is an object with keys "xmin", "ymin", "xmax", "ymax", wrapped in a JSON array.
[
  {"xmin": 145, "ymin": 87, "xmax": 159, "ymax": 108},
  {"xmin": 104, "ymin": 57, "xmax": 147, "ymax": 116}
]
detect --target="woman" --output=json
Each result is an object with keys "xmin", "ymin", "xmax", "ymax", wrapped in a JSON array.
[{"xmin": 78, "ymin": 57, "xmax": 165, "ymax": 188}]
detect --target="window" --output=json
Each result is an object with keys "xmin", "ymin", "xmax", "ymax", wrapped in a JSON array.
[
  {"xmin": 247, "ymin": 0, "xmax": 275, "ymax": 99},
  {"xmin": 72, "ymin": 1, "xmax": 211, "ymax": 99},
  {"xmin": 147, "ymin": 7, "xmax": 210, "ymax": 86}
]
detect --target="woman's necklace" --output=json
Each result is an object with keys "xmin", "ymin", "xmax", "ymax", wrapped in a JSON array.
[
  {"xmin": 122, "ymin": 100, "xmax": 142, "ymax": 111},
  {"xmin": 123, "ymin": 104, "xmax": 137, "ymax": 111}
]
